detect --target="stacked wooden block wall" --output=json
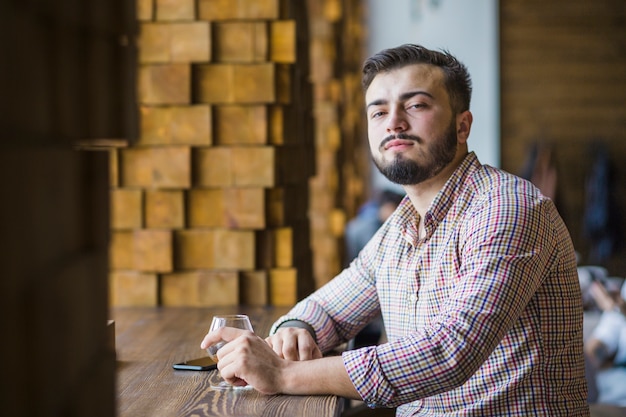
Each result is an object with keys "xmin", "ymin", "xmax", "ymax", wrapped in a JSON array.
[
  {"xmin": 307, "ymin": 0, "xmax": 368, "ymax": 287},
  {"xmin": 110, "ymin": 0, "xmax": 317, "ymax": 307}
]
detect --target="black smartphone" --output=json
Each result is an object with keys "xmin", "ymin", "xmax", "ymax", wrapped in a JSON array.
[{"xmin": 172, "ymin": 356, "xmax": 218, "ymax": 371}]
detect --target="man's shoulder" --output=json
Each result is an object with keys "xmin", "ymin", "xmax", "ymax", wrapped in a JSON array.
[{"xmin": 466, "ymin": 163, "xmax": 539, "ymax": 198}]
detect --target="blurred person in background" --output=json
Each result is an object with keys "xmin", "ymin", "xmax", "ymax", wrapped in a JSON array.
[{"xmin": 585, "ymin": 279, "xmax": 626, "ymax": 406}]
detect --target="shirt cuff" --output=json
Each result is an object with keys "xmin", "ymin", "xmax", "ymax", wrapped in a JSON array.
[{"xmin": 342, "ymin": 346, "xmax": 395, "ymax": 408}]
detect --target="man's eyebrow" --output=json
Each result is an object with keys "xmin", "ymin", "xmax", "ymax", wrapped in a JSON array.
[
  {"xmin": 400, "ymin": 90, "xmax": 434, "ymax": 101},
  {"xmin": 366, "ymin": 90, "xmax": 434, "ymax": 110},
  {"xmin": 366, "ymin": 99, "xmax": 386, "ymax": 109}
]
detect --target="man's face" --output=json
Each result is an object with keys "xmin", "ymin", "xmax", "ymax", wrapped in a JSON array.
[{"xmin": 365, "ymin": 64, "xmax": 458, "ymax": 185}]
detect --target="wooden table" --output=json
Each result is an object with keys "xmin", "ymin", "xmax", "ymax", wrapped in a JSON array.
[
  {"xmin": 113, "ymin": 306, "xmax": 344, "ymax": 417},
  {"xmin": 589, "ymin": 404, "xmax": 626, "ymax": 417}
]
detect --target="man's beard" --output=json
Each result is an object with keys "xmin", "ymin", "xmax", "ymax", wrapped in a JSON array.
[{"xmin": 373, "ymin": 120, "xmax": 458, "ymax": 185}]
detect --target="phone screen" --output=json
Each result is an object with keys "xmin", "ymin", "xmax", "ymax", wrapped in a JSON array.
[{"xmin": 172, "ymin": 356, "xmax": 218, "ymax": 371}]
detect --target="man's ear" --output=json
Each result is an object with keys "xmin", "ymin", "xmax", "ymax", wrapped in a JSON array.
[{"xmin": 457, "ymin": 111, "xmax": 473, "ymax": 144}]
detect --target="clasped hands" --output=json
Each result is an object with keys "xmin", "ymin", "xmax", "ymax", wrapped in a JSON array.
[{"xmin": 200, "ymin": 326, "xmax": 322, "ymax": 395}]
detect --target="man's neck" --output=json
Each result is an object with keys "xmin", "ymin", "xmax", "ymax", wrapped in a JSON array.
[{"xmin": 402, "ymin": 152, "xmax": 466, "ymax": 218}]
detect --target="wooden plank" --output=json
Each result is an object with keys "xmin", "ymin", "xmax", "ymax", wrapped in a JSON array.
[
  {"xmin": 198, "ymin": 0, "xmax": 280, "ymax": 20},
  {"xmin": 254, "ymin": 22, "xmax": 270, "ymax": 61},
  {"xmin": 155, "ymin": 0, "xmax": 195, "ymax": 21},
  {"xmin": 223, "ymin": 187, "xmax": 266, "ymax": 229},
  {"xmin": 132, "ymin": 230, "xmax": 173, "ymax": 272},
  {"xmin": 188, "ymin": 188, "xmax": 265, "ymax": 230},
  {"xmin": 139, "ymin": 23, "xmax": 170, "ymax": 63},
  {"xmin": 140, "ymin": 22, "xmax": 210, "ymax": 63},
  {"xmin": 194, "ymin": 63, "xmax": 276, "ymax": 104},
  {"xmin": 139, "ymin": 105, "xmax": 212, "ymax": 146},
  {"xmin": 175, "ymin": 230, "xmax": 215, "ymax": 269},
  {"xmin": 145, "ymin": 189, "xmax": 184, "ymax": 229},
  {"xmin": 274, "ymin": 227, "xmax": 292, "ymax": 267},
  {"xmin": 174, "ymin": 229, "xmax": 255, "ymax": 270},
  {"xmin": 232, "ymin": 146, "xmax": 274, "ymax": 186},
  {"xmin": 239, "ymin": 271, "xmax": 268, "ymax": 305},
  {"xmin": 110, "ymin": 230, "xmax": 173, "ymax": 272},
  {"xmin": 138, "ymin": 64, "xmax": 190, "ymax": 104},
  {"xmin": 270, "ymin": 20, "xmax": 296, "ymax": 63},
  {"xmin": 193, "ymin": 64, "xmax": 234, "ymax": 103},
  {"xmin": 196, "ymin": 271, "xmax": 239, "ymax": 306},
  {"xmin": 269, "ymin": 268, "xmax": 297, "ymax": 306},
  {"xmin": 161, "ymin": 271, "xmax": 239, "ymax": 306},
  {"xmin": 187, "ymin": 189, "xmax": 224, "ymax": 227},
  {"xmin": 110, "ymin": 149, "xmax": 119, "ymax": 187},
  {"xmin": 212, "ymin": 22, "xmax": 268, "ymax": 62},
  {"xmin": 213, "ymin": 229, "xmax": 255, "ymax": 270},
  {"xmin": 268, "ymin": 105, "xmax": 284, "ymax": 144},
  {"xmin": 213, "ymin": 105, "xmax": 268, "ymax": 145},
  {"xmin": 189, "ymin": 188, "xmax": 265, "ymax": 229},
  {"xmin": 109, "ymin": 271, "xmax": 158, "ymax": 306},
  {"xmin": 309, "ymin": 39, "xmax": 335, "ymax": 83},
  {"xmin": 121, "ymin": 146, "xmax": 191, "ymax": 188},
  {"xmin": 169, "ymin": 22, "xmax": 211, "ymax": 62},
  {"xmin": 193, "ymin": 147, "xmax": 233, "ymax": 187},
  {"xmin": 161, "ymin": 273, "xmax": 198, "ymax": 305},
  {"xmin": 137, "ymin": 0, "xmax": 154, "ymax": 21},
  {"xmin": 324, "ymin": 0, "xmax": 343, "ymax": 21},
  {"xmin": 110, "ymin": 231, "xmax": 134, "ymax": 270},
  {"xmin": 111, "ymin": 188, "xmax": 143, "ymax": 230},
  {"xmin": 194, "ymin": 146, "xmax": 274, "ymax": 187},
  {"xmin": 329, "ymin": 208, "xmax": 346, "ymax": 237},
  {"xmin": 311, "ymin": 233, "xmax": 342, "ymax": 288}
]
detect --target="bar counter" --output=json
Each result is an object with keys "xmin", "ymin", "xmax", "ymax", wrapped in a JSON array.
[{"xmin": 113, "ymin": 306, "xmax": 344, "ymax": 417}]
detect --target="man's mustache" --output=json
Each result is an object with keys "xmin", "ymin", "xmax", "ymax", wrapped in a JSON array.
[{"xmin": 379, "ymin": 133, "xmax": 422, "ymax": 150}]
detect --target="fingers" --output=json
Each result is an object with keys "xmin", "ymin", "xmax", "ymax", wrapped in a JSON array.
[
  {"xmin": 215, "ymin": 332, "xmax": 283, "ymax": 394},
  {"xmin": 286, "ymin": 332, "xmax": 320, "ymax": 360},
  {"xmin": 265, "ymin": 335, "xmax": 284, "ymax": 358},
  {"xmin": 200, "ymin": 327, "xmax": 251, "ymax": 350},
  {"xmin": 281, "ymin": 334, "xmax": 301, "ymax": 360},
  {"xmin": 265, "ymin": 328, "xmax": 322, "ymax": 361}
]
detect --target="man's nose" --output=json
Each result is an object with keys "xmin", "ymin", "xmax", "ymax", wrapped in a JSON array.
[{"xmin": 386, "ymin": 108, "xmax": 408, "ymax": 133}]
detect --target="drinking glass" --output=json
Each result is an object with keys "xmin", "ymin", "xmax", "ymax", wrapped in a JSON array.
[{"xmin": 206, "ymin": 314, "xmax": 254, "ymax": 390}]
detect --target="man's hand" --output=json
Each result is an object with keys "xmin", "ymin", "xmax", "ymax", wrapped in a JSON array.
[
  {"xmin": 201, "ymin": 327, "xmax": 287, "ymax": 394},
  {"xmin": 265, "ymin": 327, "xmax": 323, "ymax": 361},
  {"xmin": 200, "ymin": 326, "xmax": 359, "ymax": 399}
]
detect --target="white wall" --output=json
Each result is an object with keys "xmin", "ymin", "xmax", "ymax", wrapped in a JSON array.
[{"xmin": 365, "ymin": 0, "xmax": 500, "ymax": 189}]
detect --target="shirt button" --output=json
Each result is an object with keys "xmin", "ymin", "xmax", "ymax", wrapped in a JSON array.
[{"xmin": 409, "ymin": 294, "xmax": 418, "ymax": 302}]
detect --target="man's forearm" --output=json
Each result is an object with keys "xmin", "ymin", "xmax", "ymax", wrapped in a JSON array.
[{"xmin": 281, "ymin": 355, "xmax": 361, "ymax": 399}]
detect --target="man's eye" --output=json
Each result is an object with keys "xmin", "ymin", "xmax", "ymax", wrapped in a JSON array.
[
  {"xmin": 371, "ymin": 111, "xmax": 385, "ymax": 118},
  {"xmin": 409, "ymin": 103, "xmax": 426, "ymax": 110}
]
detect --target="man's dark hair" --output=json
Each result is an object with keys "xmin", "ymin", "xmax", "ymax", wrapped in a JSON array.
[{"xmin": 362, "ymin": 44, "xmax": 472, "ymax": 114}]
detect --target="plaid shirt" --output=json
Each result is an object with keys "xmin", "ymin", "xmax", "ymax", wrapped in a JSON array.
[{"xmin": 272, "ymin": 153, "xmax": 589, "ymax": 416}]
